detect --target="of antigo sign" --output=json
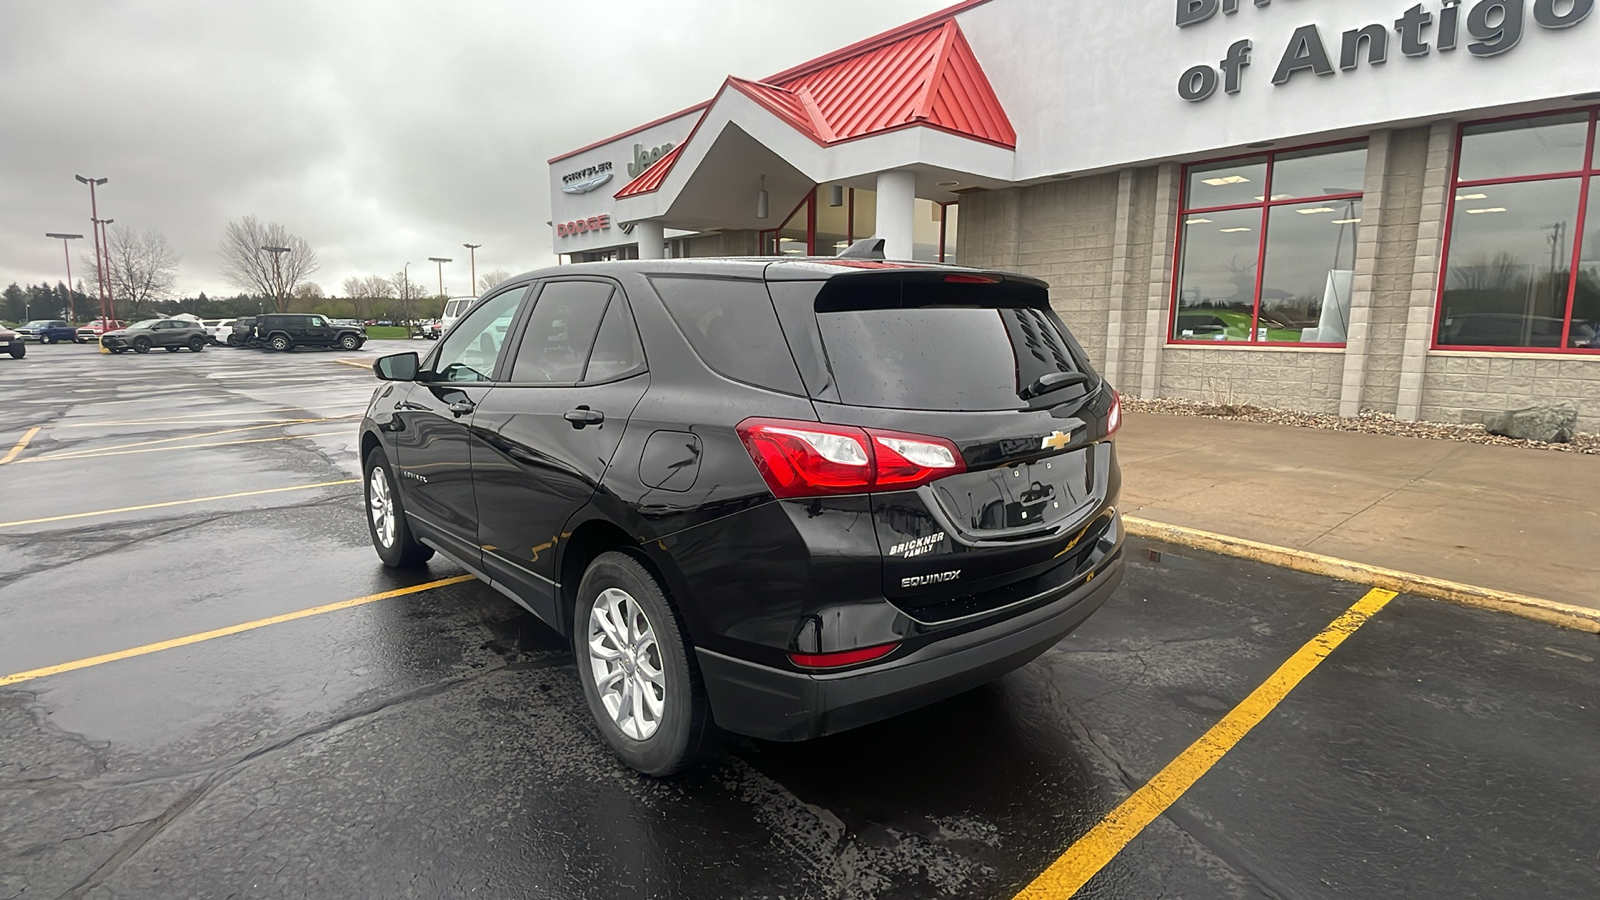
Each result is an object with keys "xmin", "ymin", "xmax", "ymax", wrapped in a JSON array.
[
  {"xmin": 1174, "ymin": 0, "xmax": 1594, "ymax": 102},
  {"xmin": 556, "ymin": 214, "xmax": 611, "ymax": 238}
]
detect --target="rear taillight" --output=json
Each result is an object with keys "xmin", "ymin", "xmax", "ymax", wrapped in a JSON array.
[
  {"xmin": 736, "ymin": 418, "xmax": 965, "ymax": 499},
  {"xmin": 1106, "ymin": 390, "xmax": 1123, "ymax": 439},
  {"xmin": 789, "ymin": 642, "xmax": 900, "ymax": 669}
]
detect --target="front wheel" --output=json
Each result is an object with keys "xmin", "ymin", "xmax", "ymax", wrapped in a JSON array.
[
  {"xmin": 338, "ymin": 334, "xmax": 361, "ymax": 351},
  {"xmin": 364, "ymin": 447, "xmax": 434, "ymax": 568},
  {"xmin": 9, "ymin": 345, "xmax": 23, "ymax": 359},
  {"xmin": 42, "ymin": 334, "xmax": 55, "ymax": 345},
  {"xmin": 74, "ymin": 337, "xmax": 86, "ymax": 344},
  {"xmin": 268, "ymin": 334, "xmax": 292, "ymax": 352},
  {"xmin": 109, "ymin": 346, "xmax": 126, "ymax": 354},
  {"xmin": 575, "ymin": 552, "xmax": 715, "ymax": 777},
  {"xmin": 132, "ymin": 338, "xmax": 151, "ymax": 354}
]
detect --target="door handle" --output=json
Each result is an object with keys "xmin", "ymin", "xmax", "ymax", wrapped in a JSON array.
[
  {"xmin": 448, "ymin": 400, "xmax": 476, "ymax": 417},
  {"xmin": 563, "ymin": 407, "xmax": 605, "ymax": 428}
]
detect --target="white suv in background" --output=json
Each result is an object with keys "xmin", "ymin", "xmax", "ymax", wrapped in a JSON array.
[
  {"xmin": 202, "ymin": 319, "xmax": 236, "ymax": 345},
  {"xmin": 439, "ymin": 297, "xmax": 474, "ymax": 337}
]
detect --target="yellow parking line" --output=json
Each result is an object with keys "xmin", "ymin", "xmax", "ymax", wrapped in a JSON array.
[
  {"xmin": 16, "ymin": 431, "xmax": 351, "ymax": 463},
  {"xmin": 334, "ymin": 359, "xmax": 371, "ymax": 370},
  {"xmin": 1014, "ymin": 587, "xmax": 1398, "ymax": 899},
  {"xmin": 0, "ymin": 427, "xmax": 40, "ymax": 465},
  {"xmin": 0, "ymin": 480, "xmax": 359, "ymax": 530},
  {"xmin": 0, "ymin": 575, "xmax": 476, "ymax": 688}
]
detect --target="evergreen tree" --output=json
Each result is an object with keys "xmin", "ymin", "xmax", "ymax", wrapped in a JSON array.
[{"xmin": 2, "ymin": 284, "xmax": 24, "ymax": 323}]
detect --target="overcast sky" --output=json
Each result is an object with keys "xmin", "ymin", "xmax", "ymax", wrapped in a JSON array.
[{"xmin": 1, "ymin": 0, "xmax": 951, "ymax": 300}]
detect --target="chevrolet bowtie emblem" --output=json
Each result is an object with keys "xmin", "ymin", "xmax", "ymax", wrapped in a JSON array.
[{"xmin": 1042, "ymin": 429, "xmax": 1076, "ymax": 451}]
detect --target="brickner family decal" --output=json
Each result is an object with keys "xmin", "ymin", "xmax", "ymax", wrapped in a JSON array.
[{"xmin": 1175, "ymin": 0, "xmax": 1593, "ymax": 101}]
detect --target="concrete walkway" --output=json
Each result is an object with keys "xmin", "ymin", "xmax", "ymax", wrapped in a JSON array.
[{"xmin": 1116, "ymin": 412, "xmax": 1600, "ymax": 610}]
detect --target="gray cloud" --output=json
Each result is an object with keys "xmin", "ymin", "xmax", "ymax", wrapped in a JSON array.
[{"xmin": 1, "ymin": 0, "xmax": 951, "ymax": 299}]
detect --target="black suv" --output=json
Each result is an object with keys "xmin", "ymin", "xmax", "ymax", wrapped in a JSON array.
[
  {"xmin": 359, "ymin": 259, "xmax": 1124, "ymax": 775},
  {"xmin": 253, "ymin": 314, "xmax": 366, "ymax": 351}
]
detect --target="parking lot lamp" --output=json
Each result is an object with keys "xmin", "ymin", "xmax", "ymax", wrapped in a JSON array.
[
  {"xmin": 463, "ymin": 244, "xmax": 480, "ymax": 295},
  {"xmin": 261, "ymin": 246, "xmax": 291, "ymax": 312},
  {"xmin": 428, "ymin": 257, "xmax": 452, "ymax": 305},
  {"xmin": 74, "ymin": 175, "xmax": 112, "ymax": 325},
  {"xmin": 45, "ymin": 233, "xmax": 84, "ymax": 321}
]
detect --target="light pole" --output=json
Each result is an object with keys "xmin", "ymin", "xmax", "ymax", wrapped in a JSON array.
[
  {"xmin": 463, "ymin": 244, "xmax": 480, "ymax": 295},
  {"xmin": 402, "ymin": 262, "xmax": 411, "ymax": 322},
  {"xmin": 261, "ymin": 246, "xmax": 290, "ymax": 312},
  {"xmin": 45, "ymin": 233, "xmax": 83, "ymax": 321},
  {"xmin": 96, "ymin": 217, "xmax": 115, "ymax": 320},
  {"xmin": 74, "ymin": 175, "xmax": 112, "ymax": 325},
  {"xmin": 428, "ymin": 257, "xmax": 452, "ymax": 304}
]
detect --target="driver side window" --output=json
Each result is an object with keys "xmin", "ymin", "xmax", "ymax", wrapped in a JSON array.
[{"xmin": 428, "ymin": 286, "xmax": 527, "ymax": 383}]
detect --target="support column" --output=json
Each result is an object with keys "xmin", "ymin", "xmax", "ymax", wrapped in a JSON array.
[
  {"xmin": 1104, "ymin": 168, "xmax": 1138, "ymax": 391},
  {"xmin": 1397, "ymin": 120, "xmax": 1457, "ymax": 421},
  {"xmin": 1139, "ymin": 163, "xmax": 1181, "ymax": 399},
  {"xmin": 634, "ymin": 219, "xmax": 665, "ymax": 260},
  {"xmin": 876, "ymin": 170, "xmax": 917, "ymax": 260},
  {"xmin": 1340, "ymin": 129, "xmax": 1392, "ymax": 418}
]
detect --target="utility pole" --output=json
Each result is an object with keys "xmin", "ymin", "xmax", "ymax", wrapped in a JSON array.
[
  {"xmin": 463, "ymin": 244, "xmax": 480, "ymax": 295},
  {"xmin": 261, "ymin": 246, "xmax": 290, "ymax": 312},
  {"xmin": 74, "ymin": 175, "xmax": 112, "ymax": 324},
  {"xmin": 402, "ymin": 262, "xmax": 411, "ymax": 322},
  {"xmin": 428, "ymin": 257, "xmax": 452, "ymax": 304},
  {"xmin": 45, "ymin": 233, "xmax": 83, "ymax": 321}
]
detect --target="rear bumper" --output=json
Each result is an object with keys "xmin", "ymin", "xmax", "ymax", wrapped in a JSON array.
[{"xmin": 695, "ymin": 548, "xmax": 1123, "ymax": 742}]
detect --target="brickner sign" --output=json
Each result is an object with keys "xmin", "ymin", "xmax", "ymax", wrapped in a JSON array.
[{"xmin": 1175, "ymin": 0, "xmax": 1594, "ymax": 101}]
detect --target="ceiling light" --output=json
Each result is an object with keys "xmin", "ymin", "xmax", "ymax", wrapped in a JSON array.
[
  {"xmin": 1466, "ymin": 207, "xmax": 1507, "ymax": 214},
  {"xmin": 1220, "ymin": 227, "xmax": 1253, "ymax": 233},
  {"xmin": 1253, "ymin": 194, "xmax": 1293, "ymax": 201},
  {"xmin": 1331, "ymin": 218, "xmax": 1362, "ymax": 225},
  {"xmin": 937, "ymin": 180, "xmax": 960, "ymax": 187},
  {"xmin": 1186, "ymin": 218, "xmax": 1214, "ymax": 224},
  {"xmin": 1297, "ymin": 207, "xmax": 1338, "ymax": 214},
  {"xmin": 1201, "ymin": 175, "xmax": 1251, "ymax": 186},
  {"xmin": 1456, "ymin": 193, "xmax": 1488, "ymax": 201}
]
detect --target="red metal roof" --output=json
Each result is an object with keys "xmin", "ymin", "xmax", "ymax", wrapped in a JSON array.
[
  {"xmin": 614, "ymin": 144, "xmax": 685, "ymax": 199},
  {"xmin": 611, "ymin": 13, "xmax": 1013, "ymax": 199}
]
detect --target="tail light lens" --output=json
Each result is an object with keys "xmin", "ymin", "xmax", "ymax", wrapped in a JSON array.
[
  {"xmin": 737, "ymin": 418, "xmax": 966, "ymax": 499},
  {"xmin": 1105, "ymin": 390, "xmax": 1122, "ymax": 439}
]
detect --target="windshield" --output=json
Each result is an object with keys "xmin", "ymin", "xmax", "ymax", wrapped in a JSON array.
[{"xmin": 25, "ymin": 321, "xmax": 51, "ymax": 328}]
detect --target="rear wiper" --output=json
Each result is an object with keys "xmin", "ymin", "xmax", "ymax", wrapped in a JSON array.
[{"xmin": 1021, "ymin": 371, "xmax": 1089, "ymax": 401}]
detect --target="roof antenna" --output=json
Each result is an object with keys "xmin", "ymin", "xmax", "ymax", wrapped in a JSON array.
[{"xmin": 837, "ymin": 237, "xmax": 885, "ymax": 260}]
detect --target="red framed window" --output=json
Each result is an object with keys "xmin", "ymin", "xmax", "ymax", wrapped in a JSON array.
[
  {"xmin": 1436, "ymin": 109, "xmax": 1600, "ymax": 353},
  {"xmin": 1171, "ymin": 140, "xmax": 1369, "ymax": 347}
]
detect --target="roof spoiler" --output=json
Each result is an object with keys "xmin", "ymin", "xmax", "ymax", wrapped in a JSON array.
[{"xmin": 836, "ymin": 238, "xmax": 886, "ymax": 260}]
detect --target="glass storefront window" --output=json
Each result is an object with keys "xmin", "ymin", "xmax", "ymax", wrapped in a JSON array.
[
  {"xmin": 1438, "ymin": 110, "xmax": 1600, "ymax": 352},
  {"xmin": 942, "ymin": 203, "xmax": 960, "ymax": 264},
  {"xmin": 758, "ymin": 186, "xmax": 957, "ymax": 262},
  {"xmin": 1173, "ymin": 141, "xmax": 1368, "ymax": 345}
]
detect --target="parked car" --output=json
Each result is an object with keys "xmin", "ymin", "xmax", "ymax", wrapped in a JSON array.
[
  {"xmin": 227, "ymin": 317, "xmax": 257, "ymax": 347},
  {"xmin": 359, "ymin": 259, "xmax": 1126, "ymax": 775},
  {"xmin": 100, "ymin": 318, "xmax": 209, "ymax": 354},
  {"xmin": 201, "ymin": 318, "xmax": 237, "ymax": 345},
  {"xmin": 251, "ymin": 314, "xmax": 367, "ymax": 351},
  {"xmin": 0, "ymin": 325, "xmax": 24, "ymax": 359},
  {"xmin": 411, "ymin": 319, "xmax": 442, "ymax": 340},
  {"xmin": 76, "ymin": 318, "xmax": 127, "ymax": 342},
  {"xmin": 17, "ymin": 320, "xmax": 82, "ymax": 344},
  {"xmin": 439, "ymin": 296, "xmax": 474, "ymax": 335}
]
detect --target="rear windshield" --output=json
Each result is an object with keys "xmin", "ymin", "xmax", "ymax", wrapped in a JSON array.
[{"xmin": 803, "ymin": 274, "xmax": 1094, "ymax": 411}]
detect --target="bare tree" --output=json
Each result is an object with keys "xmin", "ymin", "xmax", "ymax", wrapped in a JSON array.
[
  {"xmin": 81, "ymin": 226, "xmax": 180, "ymax": 320},
  {"xmin": 478, "ymin": 270, "xmax": 511, "ymax": 293},
  {"xmin": 219, "ymin": 216, "xmax": 320, "ymax": 312}
]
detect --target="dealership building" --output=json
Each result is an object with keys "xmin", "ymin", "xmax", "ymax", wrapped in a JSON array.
[{"xmin": 549, "ymin": 0, "xmax": 1600, "ymax": 431}]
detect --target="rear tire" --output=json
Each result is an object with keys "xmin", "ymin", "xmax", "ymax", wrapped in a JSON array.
[
  {"xmin": 188, "ymin": 337, "xmax": 205, "ymax": 352},
  {"xmin": 574, "ymin": 552, "xmax": 715, "ymax": 777},
  {"xmin": 363, "ymin": 447, "xmax": 434, "ymax": 568},
  {"xmin": 268, "ymin": 334, "xmax": 292, "ymax": 352}
]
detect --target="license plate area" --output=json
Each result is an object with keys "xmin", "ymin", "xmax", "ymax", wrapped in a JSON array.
[{"xmin": 929, "ymin": 449, "xmax": 1093, "ymax": 540}]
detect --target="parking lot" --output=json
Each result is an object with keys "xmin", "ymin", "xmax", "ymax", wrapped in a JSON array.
[{"xmin": 2, "ymin": 341, "xmax": 1597, "ymax": 900}]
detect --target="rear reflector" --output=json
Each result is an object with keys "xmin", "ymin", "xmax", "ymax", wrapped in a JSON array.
[
  {"xmin": 1107, "ymin": 390, "xmax": 1123, "ymax": 438},
  {"xmin": 789, "ymin": 642, "xmax": 900, "ymax": 669},
  {"xmin": 737, "ymin": 418, "xmax": 965, "ymax": 499}
]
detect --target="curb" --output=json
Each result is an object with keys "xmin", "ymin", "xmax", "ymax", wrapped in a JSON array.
[{"xmin": 1122, "ymin": 515, "xmax": 1600, "ymax": 635}]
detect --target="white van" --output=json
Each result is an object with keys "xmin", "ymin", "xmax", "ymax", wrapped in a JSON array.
[{"xmin": 439, "ymin": 297, "xmax": 475, "ymax": 336}]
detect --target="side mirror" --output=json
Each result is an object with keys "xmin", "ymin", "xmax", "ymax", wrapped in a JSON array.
[{"xmin": 373, "ymin": 352, "xmax": 420, "ymax": 382}]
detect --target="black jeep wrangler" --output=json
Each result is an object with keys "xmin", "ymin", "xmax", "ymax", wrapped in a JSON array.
[{"xmin": 252, "ymin": 314, "xmax": 366, "ymax": 352}]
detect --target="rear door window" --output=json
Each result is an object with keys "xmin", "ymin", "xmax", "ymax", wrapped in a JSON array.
[
  {"xmin": 806, "ymin": 274, "xmax": 1093, "ymax": 411},
  {"xmin": 509, "ymin": 281, "xmax": 612, "ymax": 384},
  {"xmin": 651, "ymin": 276, "xmax": 804, "ymax": 395},
  {"xmin": 583, "ymin": 295, "xmax": 646, "ymax": 383}
]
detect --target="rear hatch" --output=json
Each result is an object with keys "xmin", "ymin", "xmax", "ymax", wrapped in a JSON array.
[{"xmin": 768, "ymin": 269, "xmax": 1120, "ymax": 624}]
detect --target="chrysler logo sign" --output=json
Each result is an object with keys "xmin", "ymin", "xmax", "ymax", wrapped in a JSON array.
[{"xmin": 561, "ymin": 161, "xmax": 614, "ymax": 194}]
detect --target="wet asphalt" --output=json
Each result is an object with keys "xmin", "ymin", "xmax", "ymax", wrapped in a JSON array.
[{"xmin": 1, "ymin": 340, "xmax": 1597, "ymax": 900}]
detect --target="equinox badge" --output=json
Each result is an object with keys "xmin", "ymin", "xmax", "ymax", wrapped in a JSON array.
[{"xmin": 902, "ymin": 570, "xmax": 961, "ymax": 589}]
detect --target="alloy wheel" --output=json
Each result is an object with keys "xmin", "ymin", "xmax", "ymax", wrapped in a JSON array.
[
  {"xmin": 368, "ymin": 464, "xmax": 396, "ymax": 548},
  {"xmin": 587, "ymin": 588, "xmax": 666, "ymax": 741}
]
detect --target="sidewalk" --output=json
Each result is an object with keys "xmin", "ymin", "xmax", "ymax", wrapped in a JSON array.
[{"xmin": 1115, "ymin": 412, "xmax": 1600, "ymax": 610}]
